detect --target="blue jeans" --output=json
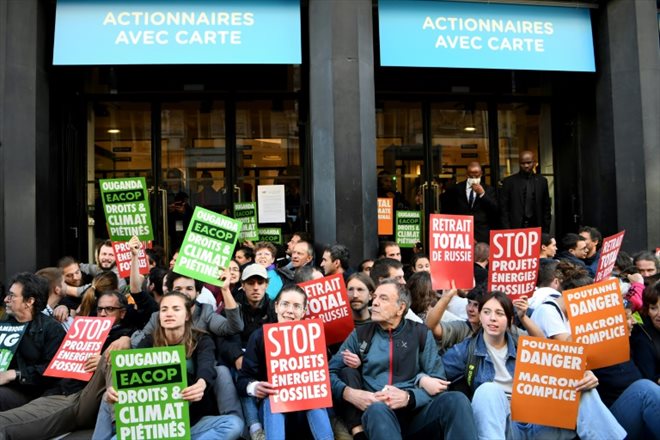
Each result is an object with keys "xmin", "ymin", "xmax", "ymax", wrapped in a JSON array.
[
  {"xmin": 608, "ymin": 379, "xmax": 660, "ymax": 440},
  {"xmin": 471, "ymin": 382, "xmax": 626, "ymax": 440},
  {"xmin": 241, "ymin": 395, "xmax": 261, "ymax": 427},
  {"xmin": 362, "ymin": 391, "xmax": 477, "ymax": 440},
  {"xmin": 261, "ymin": 397, "xmax": 333, "ymax": 440},
  {"xmin": 92, "ymin": 400, "xmax": 244, "ymax": 440}
]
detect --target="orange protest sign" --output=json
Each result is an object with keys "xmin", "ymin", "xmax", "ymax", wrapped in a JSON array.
[
  {"xmin": 377, "ymin": 198, "xmax": 394, "ymax": 235},
  {"xmin": 44, "ymin": 316, "xmax": 115, "ymax": 381},
  {"xmin": 593, "ymin": 231, "xmax": 625, "ymax": 282},
  {"xmin": 429, "ymin": 214, "xmax": 474, "ymax": 290},
  {"xmin": 298, "ymin": 274, "xmax": 354, "ymax": 345},
  {"xmin": 488, "ymin": 228, "xmax": 541, "ymax": 301},
  {"xmin": 511, "ymin": 336, "xmax": 585, "ymax": 430},
  {"xmin": 564, "ymin": 278, "xmax": 629, "ymax": 369},
  {"xmin": 264, "ymin": 319, "xmax": 332, "ymax": 414}
]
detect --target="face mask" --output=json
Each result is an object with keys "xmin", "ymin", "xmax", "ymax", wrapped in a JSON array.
[{"xmin": 467, "ymin": 177, "xmax": 481, "ymax": 187}]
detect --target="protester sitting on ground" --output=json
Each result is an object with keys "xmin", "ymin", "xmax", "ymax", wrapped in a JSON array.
[
  {"xmin": 357, "ymin": 259, "xmax": 374, "ymax": 276},
  {"xmin": 556, "ymin": 233, "xmax": 593, "ymax": 277},
  {"xmin": 633, "ymin": 251, "xmax": 659, "ymax": 284},
  {"xmin": 473, "ymin": 242, "xmax": 490, "ymax": 286},
  {"xmin": 528, "ymin": 259, "xmax": 563, "ymax": 309},
  {"xmin": 237, "ymin": 284, "xmax": 333, "ymax": 440},
  {"xmin": 0, "ymin": 273, "xmax": 66, "ymax": 411},
  {"xmin": 254, "ymin": 241, "xmax": 289, "ymax": 299},
  {"xmin": 427, "ymin": 283, "xmax": 541, "ymax": 353},
  {"xmin": 615, "ymin": 265, "xmax": 644, "ymax": 312},
  {"xmin": 346, "ymin": 273, "xmax": 375, "ymax": 327},
  {"xmin": 78, "ymin": 271, "xmax": 118, "ymax": 317},
  {"xmin": 406, "ymin": 271, "xmax": 437, "ymax": 322},
  {"xmin": 291, "ymin": 241, "xmax": 315, "ymax": 271},
  {"xmin": 591, "ymin": 298, "xmax": 660, "ymax": 439},
  {"xmin": 370, "ymin": 258, "xmax": 423, "ymax": 323},
  {"xmin": 0, "ymin": 290, "xmax": 138, "ymax": 438},
  {"xmin": 35, "ymin": 267, "xmax": 73, "ymax": 331},
  {"xmin": 320, "ymin": 244, "xmax": 352, "ymax": 281},
  {"xmin": 539, "ymin": 233, "xmax": 557, "ymax": 262},
  {"xmin": 235, "ymin": 245, "xmax": 255, "ymax": 267},
  {"xmin": 93, "ymin": 291, "xmax": 244, "ymax": 440},
  {"xmin": 62, "ymin": 240, "xmax": 127, "ymax": 298},
  {"xmin": 293, "ymin": 265, "xmax": 324, "ymax": 283},
  {"xmin": 410, "ymin": 254, "xmax": 430, "ymax": 273},
  {"xmin": 578, "ymin": 226, "xmax": 602, "ymax": 268},
  {"xmin": 613, "ymin": 251, "xmax": 634, "ymax": 276},
  {"xmin": 146, "ymin": 266, "xmax": 167, "ymax": 303},
  {"xmin": 442, "ymin": 291, "xmax": 626, "ymax": 440},
  {"xmin": 631, "ymin": 281, "xmax": 660, "ymax": 383},
  {"xmin": 378, "ymin": 241, "xmax": 401, "ymax": 261},
  {"xmin": 329, "ymin": 280, "xmax": 478, "ymax": 440}
]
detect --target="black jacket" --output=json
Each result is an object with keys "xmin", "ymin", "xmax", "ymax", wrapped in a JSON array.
[
  {"xmin": 499, "ymin": 171, "xmax": 551, "ymax": 232},
  {"xmin": 5, "ymin": 313, "xmax": 66, "ymax": 397}
]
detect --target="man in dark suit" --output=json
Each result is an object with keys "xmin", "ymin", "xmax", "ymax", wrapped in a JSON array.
[
  {"xmin": 441, "ymin": 162, "xmax": 499, "ymax": 243},
  {"xmin": 499, "ymin": 150, "xmax": 551, "ymax": 232}
]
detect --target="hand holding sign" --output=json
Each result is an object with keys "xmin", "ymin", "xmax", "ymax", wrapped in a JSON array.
[
  {"xmin": 254, "ymin": 381, "xmax": 278, "ymax": 399},
  {"xmin": 575, "ymin": 370, "xmax": 599, "ymax": 392}
]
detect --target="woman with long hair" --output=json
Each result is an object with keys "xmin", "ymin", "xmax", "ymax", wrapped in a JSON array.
[
  {"xmin": 78, "ymin": 271, "xmax": 118, "ymax": 316},
  {"xmin": 92, "ymin": 291, "xmax": 243, "ymax": 440},
  {"xmin": 237, "ymin": 284, "xmax": 333, "ymax": 440},
  {"xmin": 442, "ymin": 291, "xmax": 626, "ymax": 440}
]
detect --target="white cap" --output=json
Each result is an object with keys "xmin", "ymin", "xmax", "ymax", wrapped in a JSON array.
[{"xmin": 241, "ymin": 264, "xmax": 268, "ymax": 281}]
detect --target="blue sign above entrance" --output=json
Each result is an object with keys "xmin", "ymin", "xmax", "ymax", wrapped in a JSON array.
[
  {"xmin": 378, "ymin": 0, "xmax": 595, "ymax": 72},
  {"xmin": 53, "ymin": 0, "xmax": 301, "ymax": 65}
]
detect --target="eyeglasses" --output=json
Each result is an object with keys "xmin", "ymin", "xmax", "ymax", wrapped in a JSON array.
[
  {"xmin": 277, "ymin": 301, "xmax": 304, "ymax": 312},
  {"xmin": 97, "ymin": 306, "xmax": 124, "ymax": 313},
  {"xmin": 229, "ymin": 267, "xmax": 241, "ymax": 272}
]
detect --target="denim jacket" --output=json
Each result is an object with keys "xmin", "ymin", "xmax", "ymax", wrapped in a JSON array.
[{"xmin": 441, "ymin": 329, "xmax": 517, "ymax": 391}]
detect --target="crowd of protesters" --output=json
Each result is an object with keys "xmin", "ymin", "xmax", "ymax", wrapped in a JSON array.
[{"xmin": 0, "ymin": 226, "xmax": 658, "ymax": 440}]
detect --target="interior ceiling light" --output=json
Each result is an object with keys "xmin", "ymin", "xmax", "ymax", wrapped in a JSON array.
[{"xmin": 107, "ymin": 129, "xmax": 120, "ymax": 134}]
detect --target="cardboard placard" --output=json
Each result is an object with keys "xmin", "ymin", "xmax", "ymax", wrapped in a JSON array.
[
  {"xmin": 113, "ymin": 346, "xmax": 189, "ymax": 440},
  {"xmin": 258, "ymin": 227, "xmax": 283, "ymax": 244},
  {"xmin": 488, "ymin": 228, "xmax": 541, "ymax": 300},
  {"xmin": 113, "ymin": 240, "xmax": 151, "ymax": 279},
  {"xmin": 234, "ymin": 202, "xmax": 259, "ymax": 241},
  {"xmin": 511, "ymin": 336, "xmax": 585, "ymax": 430},
  {"xmin": 264, "ymin": 319, "xmax": 332, "ymax": 414},
  {"xmin": 564, "ymin": 279, "xmax": 629, "ymax": 369},
  {"xmin": 593, "ymin": 231, "xmax": 625, "ymax": 283},
  {"xmin": 44, "ymin": 317, "xmax": 114, "ymax": 381},
  {"xmin": 174, "ymin": 207, "xmax": 242, "ymax": 286},
  {"xmin": 377, "ymin": 198, "xmax": 394, "ymax": 235},
  {"xmin": 298, "ymin": 274, "xmax": 354, "ymax": 345},
  {"xmin": 429, "ymin": 214, "xmax": 474, "ymax": 290},
  {"xmin": 99, "ymin": 177, "xmax": 154, "ymax": 242},
  {"xmin": 0, "ymin": 323, "xmax": 28, "ymax": 371},
  {"xmin": 395, "ymin": 210, "xmax": 422, "ymax": 248}
]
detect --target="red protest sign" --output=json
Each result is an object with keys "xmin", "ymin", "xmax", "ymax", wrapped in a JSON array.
[
  {"xmin": 377, "ymin": 198, "xmax": 394, "ymax": 235},
  {"xmin": 264, "ymin": 319, "xmax": 332, "ymax": 414},
  {"xmin": 429, "ymin": 214, "xmax": 474, "ymax": 290},
  {"xmin": 488, "ymin": 228, "xmax": 541, "ymax": 301},
  {"xmin": 594, "ymin": 231, "xmax": 625, "ymax": 283},
  {"xmin": 511, "ymin": 336, "xmax": 586, "ymax": 430},
  {"xmin": 44, "ymin": 316, "xmax": 114, "ymax": 381},
  {"xmin": 564, "ymin": 278, "xmax": 629, "ymax": 369},
  {"xmin": 112, "ymin": 240, "xmax": 151, "ymax": 279},
  {"xmin": 298, "ymin": 274, "xmax": 354, "ymax": 345}
]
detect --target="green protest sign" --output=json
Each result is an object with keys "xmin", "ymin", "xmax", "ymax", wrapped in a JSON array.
[
  {"xmin": 174, "ymin": 206, "xmax": 242, "ymax": 286},
  {"xmin": 112, "ymin": 346, "xmax": 189, "ymax": 440},
  {"xmin": 234, "ymin": 202, "xmax": 259, "ymax": 241},
  {"xmin": 99, "ymin": 177, "xmax": 154, "ymax": 242},
  {"xmin": 396, "ymin": 210, "xmax": 422, "ymax": 248},
  {"xmin": 258, "ymin": 227, "xmax": 282, "ymax": 244},
  {"xmin": 0, "ymin": 323, "xmax": 28, "ymax": 371}
]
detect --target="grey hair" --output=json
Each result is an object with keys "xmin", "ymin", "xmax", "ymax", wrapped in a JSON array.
[{"xmin": 379, "ymin": 278, "xmax": 411, "ymax": 314}]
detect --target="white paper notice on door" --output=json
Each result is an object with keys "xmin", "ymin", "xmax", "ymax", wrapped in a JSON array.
[{"xmin": 257, "ymin": 185, "xmax": 286, "ymax": 224}]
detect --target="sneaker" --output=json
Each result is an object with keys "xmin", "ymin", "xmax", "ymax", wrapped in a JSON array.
[
  {"xmin": 331, "ymin": 416, "xmax": 353, "ymax": 440},
  {"xmin": 250, "ymin": 428, "xmax": 266, "ymax": 440}
]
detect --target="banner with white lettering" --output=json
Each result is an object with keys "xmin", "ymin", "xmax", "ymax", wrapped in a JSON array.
[
  {"xmin": 378, "ymin": 198, "xmax": 394, "ymax": 235},
  {"xmin": 174, "ymin": 207, "xmax": 242, "ymax": 286},
  {"xmin": 44, "ymin": 317, "xmax": 114, "ymax": 381},
  {"xmin": 113, "ymin": 346, "xmax": 189, "ymax": 440},
  {"xmin": 488, "ymin": 228, "xmax": 541, "ymax": 300},
  {"xmin": 564, "ymin": 278, "xmax": 629, "ymax": 369},
  {"xmin": 395, "ymin": 210, "xmax": 422, "ymax": 248},
  {"xmin": 429, "ymin": 214, "xmax": 474, "ymax": 290},
  {"xmin": 234, "ymin": 202, "xmax": 259, "ymax": 241},
  {"xmin": 298, "ymin": 274, "xmax": 354, "ymax": 345},
  {"xmin": 0, "ymin": 323, "xmax": 28, "ymax": 371},
  {"xmin": 113, "ymin": 240, "xmax": 151, "ymax": 279},
  {"xmin": 593, "ymin": 231, "xmax": 625, "ymax": 283},
  {"xmin": 258, "ymin": 227, "xmax": 282, "ymax": 244},
  {"xmin": 264, "ymin": 319, "xmax": 332, "ymax": 413},
  {"xmin": 99, "ymin": 177, "xmax": 154, "ymax": 242},
  {"xmin": 511, "ymin": 336, "xmax": 585, "ymax": 430}
]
